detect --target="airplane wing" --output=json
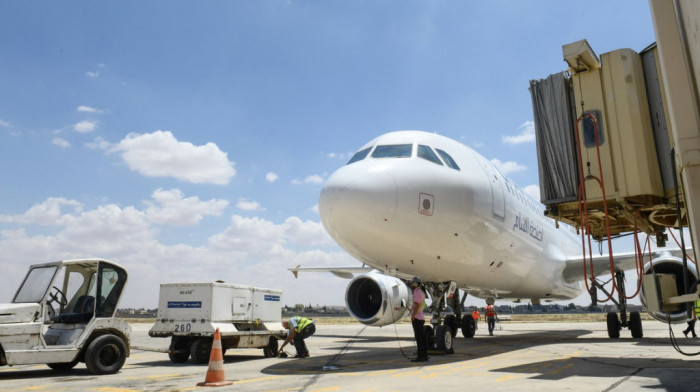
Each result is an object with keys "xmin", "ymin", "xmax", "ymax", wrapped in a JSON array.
[
  {"xmin": 289, "ymin": 265, "xmax": 376, "ymax": 279},
  {"xmin": 289, "ymin": 265, "xmax": 418, "ymax": 280},
  {"xmin": 562, "ymin": 248, "xmax": 689, "ymax": 282}
]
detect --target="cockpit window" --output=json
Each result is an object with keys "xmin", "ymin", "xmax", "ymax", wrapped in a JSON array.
[
  {"xmin": 371, "ymin": 144, "xmax": 413, "ymax": 158},
  {"xmin": 347, "ymin": 147, "xmax": 372, "ymax": 165},
  {"xmin": 436, "ymin": 149, "xmax": 460, "ymax": 170},
  {"xmin": 417, "ymin": 145, "xmax": 443, "ymax": 165}
]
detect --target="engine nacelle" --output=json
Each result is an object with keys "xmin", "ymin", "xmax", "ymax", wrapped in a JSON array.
[
  {"xmin": 345, "ymin": 273, "xmax": 412, "ymax": 326},
  {"xmin": 640, "ymin": 254, "xmax": 698, "ymax": 324}
]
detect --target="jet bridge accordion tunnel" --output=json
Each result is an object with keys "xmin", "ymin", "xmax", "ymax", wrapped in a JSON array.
[{"xmin": 529, "ymin": 39, "xmax": 685, "ymax": 242}]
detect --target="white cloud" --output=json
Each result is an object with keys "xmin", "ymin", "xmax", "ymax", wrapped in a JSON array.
[
  {"xmin": 73, "ymin": 120, "xmax": 98, "ymax": 133},
  {"xmin": 0, "ymin": 197, "xmax": 83, "ymax": 225},
  {"xmin": 85, "ymin": 64, "xmax": 104, "ymax": 78},
  {"xmin": 112, "ymin": 131, "xmax": 236, "ymax": 185},
  {"xmin": 502, "ymin": 121, "xmax": 535, "ymax": 145},
  {"xmin": 491, "ymin": 159, "xmax": 526, "ymax": 174},
  {"xmin": 523, "ymin": 185, "xmax": 541, "ymax": 202},
  {"xmin": 328, "ymin": 152, "xmax": 351, "ymax": 161},
  {"xmin": 144, "ymin": 188, "xmax": 229, "ymax": 226},
  {"xmin": 310, "ymin": 204, "xmax": 319, "ymax": 213},
  {"xmin": 236, "ymin": 198, "xmax": 265, "ymax": 212},
  {"xmin": 52, "ymin": 137, "xmax": 71, "ymax": 148},
  {"xmin": 209, "ymin": 215, "xmax": 334, "ymax": 251},
  {"xmin": 0, "ymin": 198, "xmax": 347, "ymax": 308},
  {"xmin": 0, "ymin": 119, "xmax": 11, "ymax": 128},
  {"xmin": 265, "ymin": 172, "xmax": 279, "ymax": 183},
  {"xmin": 85, "ymin": 136, "xmax": 112, "ymax": 150},
  {"xmin": 77, "ymin": 105, "xmax": 103, "ymax": 114},
  {"xmin": 292, "ymin": 175, "xmax": 324, "ymax": 185}
]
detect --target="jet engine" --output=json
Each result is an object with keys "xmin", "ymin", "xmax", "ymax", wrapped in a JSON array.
[
  {"xmin": 345, "ymin": 273, "xmax": 412, "ymax": 326},
  {"xmin": 640, "ymin": 254, "xmax": 698, "ymax": 324}
]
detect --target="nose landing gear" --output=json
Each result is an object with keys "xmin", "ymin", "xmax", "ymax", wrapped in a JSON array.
[{"xmin": 422, "ymin": 281, "xmax": 464, "ymax": 354}]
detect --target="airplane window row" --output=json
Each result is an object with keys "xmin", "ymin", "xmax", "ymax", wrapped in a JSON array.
[
  {"xmin": 504, "ymin": 178, "xmax": 541, "ymax": 216},
  {"xmin": 347, "ymin": 144, "xmax": 460, "ymax": 171},
  {"xmin": 347, "ymin": 147, "xmax": 372, "ymax": 164},
  {"xmin": 417, "ymin": 145, "xmax": 443, "ymax": 165},
  {"xmin": 372, "ymin": 144, "xmax": 412, "ymax": 158}
]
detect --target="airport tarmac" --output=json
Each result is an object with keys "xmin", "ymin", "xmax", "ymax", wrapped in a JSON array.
[{"xmin": 2, "ymin": 320, "xmax": 700, "ymax": 392}]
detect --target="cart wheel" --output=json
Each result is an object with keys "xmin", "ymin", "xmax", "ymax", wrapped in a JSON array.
[
  {"xmin": 168, "ymin": 336, "xmax": 191, "ymax": 363},
  {"xmin": 85, "ymin": 334, "xmax": 127, "ymax": 374},
  {"xmin": 190, "ymin": 337, "xmax": 213, "ymax": 364},
  {"xmin": 263, "ymin": 337, "xmax": 278, "ymax": 358}
]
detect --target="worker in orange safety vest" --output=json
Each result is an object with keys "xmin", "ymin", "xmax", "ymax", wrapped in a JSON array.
[{"xmin": 485, "ymin": 304, "xmax": 498, "ymax": 336}]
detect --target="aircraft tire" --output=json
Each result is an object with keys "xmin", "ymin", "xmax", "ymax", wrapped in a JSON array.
[
  {"xmin": 444, "ymin": 315, "xmax": 459, "ymax": 337},
  {"xmin": 423, "ymin": 325, "xmax": 435, "ymax": 349},
  {"xmin": 629, "ymin": 311, "xmax": 643, "ymax": 339},
  {"xmin": 84, "ymin": 334, "xmax": 127, "ymax": 374},
  {"xmin": 461, "ymin": 316, "xmax": 475, "ymax": 338},
  {"xmin": 606, "ymin": 312, "xmax": 621, "ymax": 339},
  {"xmin": 435, "ymin": 325, "xmax": 454, "ymax": 353}
]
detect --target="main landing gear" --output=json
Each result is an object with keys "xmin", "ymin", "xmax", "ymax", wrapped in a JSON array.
[{"xmin": 592, "ymin": 271, "xmax": 643, "ymax": 339}]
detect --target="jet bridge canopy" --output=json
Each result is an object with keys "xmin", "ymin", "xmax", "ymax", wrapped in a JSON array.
[{"xmin": 530, "ymin": 40, "xmax": 685, "ymax": 240}]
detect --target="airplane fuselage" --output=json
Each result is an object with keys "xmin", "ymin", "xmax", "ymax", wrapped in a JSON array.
[{"xmin": 319, "ymin": 131, "xmax": 583, "ymax": 302}]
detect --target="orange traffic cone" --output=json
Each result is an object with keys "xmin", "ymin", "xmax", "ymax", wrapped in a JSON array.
[{"xmin": 197, "ymin": 328, "xmax": 233, "ymax": 387}]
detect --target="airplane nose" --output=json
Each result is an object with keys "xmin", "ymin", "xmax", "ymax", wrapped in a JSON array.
[{"xmin": 319, "ymin": 168, "xmax": 398, "ymax": 241}]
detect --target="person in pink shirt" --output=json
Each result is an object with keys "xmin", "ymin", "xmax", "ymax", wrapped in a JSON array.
[{"xmin": 410, "ymin": 277, "xmax": 428, "ymax": 362}]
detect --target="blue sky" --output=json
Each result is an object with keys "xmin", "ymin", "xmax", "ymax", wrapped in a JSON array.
[{"xmin": 0, "ymin": 1, "xmax": 659, "ymax": 308}]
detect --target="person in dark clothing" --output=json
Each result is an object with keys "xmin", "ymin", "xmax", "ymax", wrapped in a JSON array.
[{"xmin": 683, "ymin": 299, "xmax": 700, "ymax": 338}]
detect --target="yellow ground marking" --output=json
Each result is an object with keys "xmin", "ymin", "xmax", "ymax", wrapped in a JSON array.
[
  {"xmin": 495, "ymin": 373, "xmax": 527, "ymax": 383},
  {"xmin": 366, "ymin": 369, "xmax": 399, "ymax": 377},
  {"xmin": 124, "ymin": 373, "xmax": 190, "ymax": 381},
  {"xmin": 1, "ymin": 387, "xmax": 48, "ymax": 392},
  {"xmin": 392, "ymin": 369, "xmax": 422, "ymax": 377}
]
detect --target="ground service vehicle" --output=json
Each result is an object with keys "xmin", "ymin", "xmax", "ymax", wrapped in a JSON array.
[
  {"xmin": 149, "ymin": 282, "xmax": 287, "ymax": 363},
  {"xmin": 0, "ymin": 259, "xmax": 131, "ymax": 374}
]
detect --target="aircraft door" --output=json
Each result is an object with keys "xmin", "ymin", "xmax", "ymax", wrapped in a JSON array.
[{"xmin": 477, "ymin": 158, "xmax": 506, "ymax": 220}]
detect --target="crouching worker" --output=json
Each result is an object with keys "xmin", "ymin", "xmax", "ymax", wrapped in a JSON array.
[{"xmin": 280, "ymin": 316, "xmax": 316, "ymax": 358}]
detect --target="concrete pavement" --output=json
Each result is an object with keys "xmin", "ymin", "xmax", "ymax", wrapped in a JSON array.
[{"xmin": 2, "ymin": 320, "xmax": 700, "ymax": 391}]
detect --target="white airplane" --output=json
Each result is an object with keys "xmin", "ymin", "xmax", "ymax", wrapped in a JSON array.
[{"xmin": 293, "ymin": 130, "xmax": 693, "ymax": 351}]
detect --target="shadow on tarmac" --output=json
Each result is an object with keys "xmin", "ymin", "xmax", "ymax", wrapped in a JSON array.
[
  {"xmin": 0, "ymin": 367, "xmax": 98, "ymax": 380},
  {"xmin": 0, "ymin": 353, "xmax": 268, "ymax": 379},
  {"xmin": 261, "ymin": 326, "xmax": 700, "ymax": 389}
]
